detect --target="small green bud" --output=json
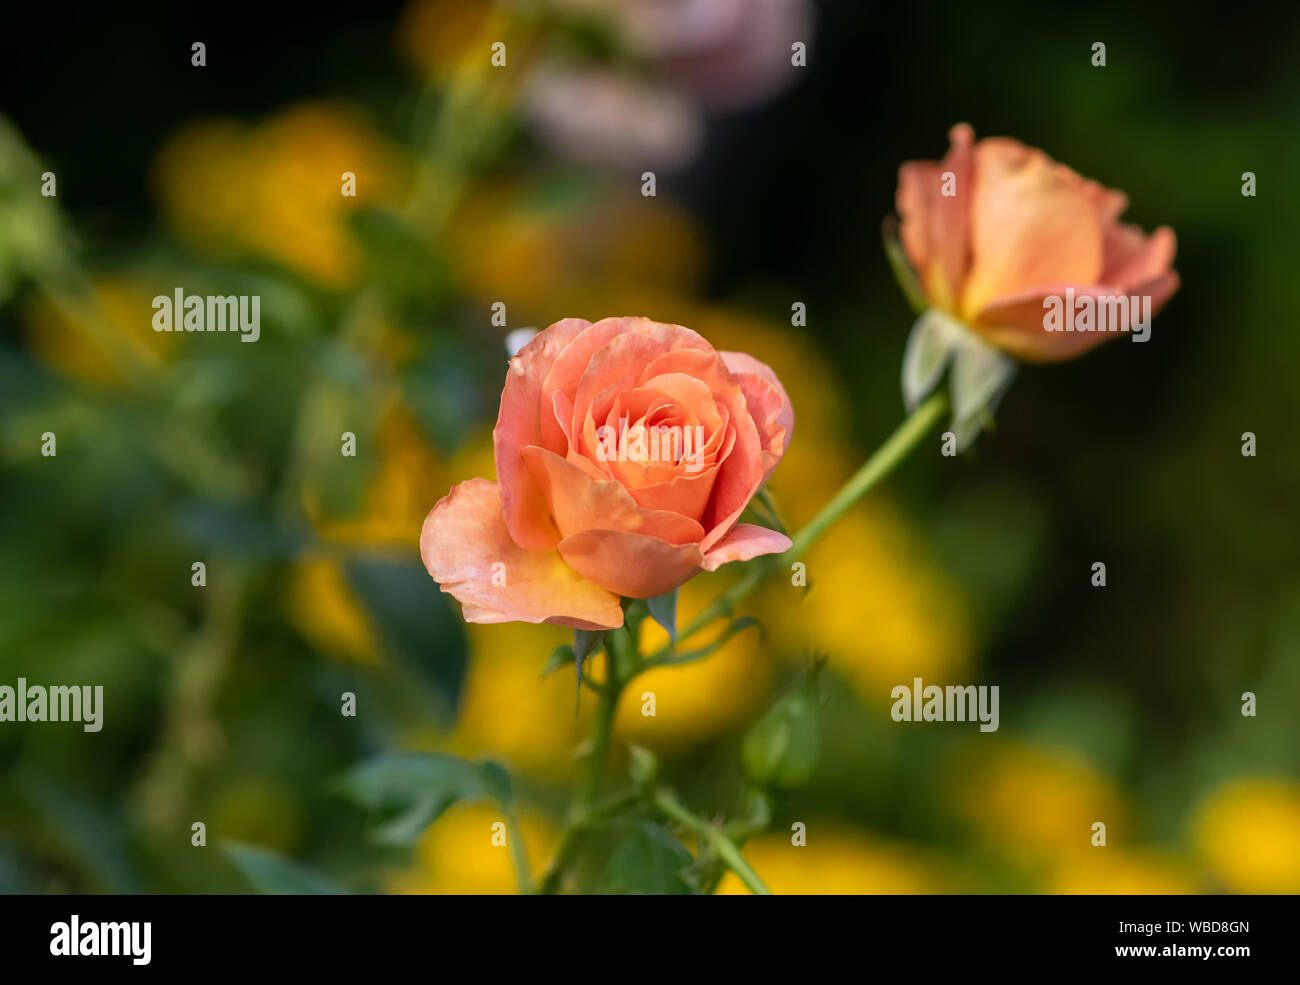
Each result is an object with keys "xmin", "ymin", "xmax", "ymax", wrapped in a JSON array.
[
  {"xmin": 741, "ymin": 671, "xmax": 820, "ymax": 788},
  {"xmin": 628, "ymin": 744, "xmax": 659, "ymax": 787}
]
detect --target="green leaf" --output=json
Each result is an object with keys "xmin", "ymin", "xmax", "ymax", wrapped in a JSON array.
[
  {"xmin": 476, "ymin": 761, "xmax": 514, "ymax": 805},
  {"xmin": 599, "ymin": 821, "xmax": 697, "ymax": 894},
  {"xmin": 653, "ymin": 616, "xmax": 760, "ymax": 667},
  {"xmin": 222, "ymin": 842, "xmax": 349, "ymax": 895},
  {"xmin": 331, "ymin": 752, "xmax": 513, "ymax": 845},
  {"xmin": 621, "ymin": 598, "xmax": 649, "ymax": 633},
  {"xmin": 574, "ymin": 629, "xmax": 604, "ymax": 663},
  {"xmin": 179, "ymin": 501, "xmax": 309, "ymax": 559},
  {"xmin": 882, "ymin": 215, "xmax": 928, "ymax": 315},
  {"xmin": 372, "ymin": 794, "xmax": 447, "ymax": 846},
  {"xmin": 542, "ymin": 643, "xmax": 576, "ymax": 679},
  {"xmin": 348, "ymin": 207, "xmax": 450, "ymax": 301},
  {"xmin": 17, "ymin": 769, "xmax": 142, "ymax": 893},
  {"xmin": 345, "ymin": 558, "xmax": 468, "ymax": 719},
  {"xmin": 645, "ymin": 588, "xmax": 678, "ymax": 644},
  {"xmin": 573, "ymin": 628, "xmax": 606, "ymax": 704}
]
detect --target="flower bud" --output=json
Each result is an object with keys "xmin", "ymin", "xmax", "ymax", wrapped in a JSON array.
[{"xmin": 741, "ymin": 670, "xmax": 820, "ymax": 788}]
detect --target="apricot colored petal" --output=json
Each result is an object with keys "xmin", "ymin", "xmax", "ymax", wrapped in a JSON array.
[
  {"xmin": 420, "ymin": 478, "xmax": 622, "ymax": 631},
  {"xmin": 541, "ymin": 316, "xmax": 710, "ymax": 450},
  {"xmin": 721, "ymin": 350, "xmax": 793, "ymax": 478},
  {"xmin": 930, "ymin": 122, "xmax": 974, "ymax": 303},
  {"xmin": 897, "ymin": 123, "xmax": 974, "ymax": 307},
  {"xmin": 1101, "ymin": 225, "xmax": 1177, "ymax": 289},
  {"xmin": 625, "ymin": 464, "xmax": 720, "ymax": 520},
  {"xmin": 701, "ymin": 523, "xmax": 792, "ymax": 572},
  {"xmin": 641, "ymin": 345, "xmax": 736, "ymax": 395},
  {"xmin": 897, "ymin": 160, "xmax": 941, "ymax": 286},
  {"xmin": 494, "ymin": 317, "xmax": 591, "ymax": 550},
  {"xmin": 521, "ymin": 444, "xmax": 643, "ymax": 537},
  {"xmin": 1131, "ymin": 270, "xmax": 1181, "ymax": 318},
  {"xmin": 971, "ymin": 289, "xmax": 1116, "ymax": 362},
  {"xmin": 558, "ymin": 528, "xmax": 704, "ymax": 599},
  {"xmin": 973, "ymin": 273, "xmax": 1178, "ymax": 363},
  {"xmin": 633, "ymin": 372, "xmax": 721, "ymax": 427},
  {"xmin": 1082, "ymin": 178, "xmax": 1129, "ymax": 225},
  {"xmin": 961, "ymin": 137, "xmax": 1104, "ymax": 318},
  {"xmin": 637, "ymin": 347, "xmax": 761, "ymax": 541},
  {"xmin": 522, "ymin": 444, "xmax": 706, "ymax": 545},
  {"xmin": 569, "ymin": 332, "xmax": 675, "ymax": 447},
  {"xmin": 700, "ymin": 393, "xmax": 765, "ymax": 551}
]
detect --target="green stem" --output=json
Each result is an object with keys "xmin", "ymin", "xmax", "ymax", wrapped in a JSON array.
[
  {"xmin": 579, "ymin": 675, "xmax": 620, "ymax": 805},
  {"xmin": 661, "ymin": 389, "xmax": 949, "ymax": 655},
  {"xmin": 652, "ymin": 789, "xmax": 770, "ymax": 896},
  {"xmin": 504, "ymin": 808, "xmax": 533, "ymax": 894},
  {"xmin": 535, "ymin": 633, "xmax": 628, "ymax": 893}
]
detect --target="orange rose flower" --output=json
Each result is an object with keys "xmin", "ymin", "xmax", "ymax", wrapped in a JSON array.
[
  {"xmin": 421, "ymin": 317, "xmax": 793, "ymax": 630},
  {"xmin": 895, "ymin": 123, "xmax": 1179, "ymax": 363}
]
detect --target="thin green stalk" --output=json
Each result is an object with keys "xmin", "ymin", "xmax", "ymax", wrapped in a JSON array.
[
  {"xmin": 535, "ymin": 634, "xmax": 627, "ymax": 893},
  {"xmin": 652, "ymin": 789, "xmax": 769, "ymax": 896},
  {"xmin": 504, "ymin": 808, "xmax": 534, "ymax": 894},
  {"xmin": 578, "ymin": 675, "xmax": 620, "ymax": 805},
  {"xmin": 660, "ymin": 389, "xmax": 949, "ymax": 656}
]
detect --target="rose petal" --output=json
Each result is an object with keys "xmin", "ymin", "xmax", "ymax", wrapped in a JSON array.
[
  {"xmin": 699, "ymin": 385, "xmax": 766, "ymax": 551},
  {"xmin": 522, "ymin": 445, "xmax": 706, "ymax": 544},
  {"xmin": 961, "ymin": 137, "xmax": 1104, "ymax": 319},
  {"xmin": 972, "ymin": 273, "xmax": 1179, "ymax": 363},
  {"xmin": 701, "ymin": 523, "xmax": 792, "ymax": 572},
  {"xmin": 543, "ymin": 316, "xmax": 710, "ymax": 451},
  {"xmin": 623, "ymin": 464, "xmax": 721, "ymax": 519},
  {"xmin": 558, "ymin": 527, "xmax": 704, "ymax": 599},
  {"xmin": 971, "ymin": 284, "xmax": 1122, "ymax": 362},
  {"xmin": 494, "ymin": 317, "xmax": 591, "ymax": 550},
  {"xmin": 721, "ymin": 350, "xmax": 793, "ymax": 479},
  {"xmin": 420, "ymin": 478, "xmax": 623, "ymax": 630},
  {"xmin": 568, "ymin": 331, "xmax": 677, "ymax": 453},
  {"xmin": 897, "ymin": 159, "xmax": 941, "ymax": 288},
  {"xmin": 521, "ymin": 445, "xmax": 644, "ymax": 536},
  {"xmin": 1101, "ymin": 225, "xmax": 1177, "ymax": 289},
  {"xmin": 897, "ymin": 123, "xmax": 974, "ymax": 309}
]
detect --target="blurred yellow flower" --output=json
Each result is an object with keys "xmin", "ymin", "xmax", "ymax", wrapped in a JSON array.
[
  {"xmin": 451, "ymin": 182, "xmax": 704, "ymax": 327},
  {"xmin": 314, "ymin": 404, "xmax": 449, "ymax": 548},
  {"xmin": 614, "ymin": 576, "xmax": 774, "ymax": 750},
  {"xmin": 288, "ymin": 404, "xmax": 448, "ymax": 662},
  {"xmin": 448, "ymin": 620, "xmax": 590, "ymax": 777},
  {"xmin": 717, "ymin": 826, "xmax": 942, "ymax": 894},
  {"xmin": 1192, "ymin": 777, "xmax": 1300, "ymax": 893},
  {"xmin": 397, "ymin": 0, "xmax": 510, "ymax": 79},
  {"xmin": 286, "ymin": 556, "xmax": 380, "ymax": 665},
  {"xmin": 958, "ymin": 741, "xmax": 1126, "ymax": 867},
  {"xmin": 1048, "ymin": 849, "xmax": 1195, "ymax": 895},
  {"xmin": 26, "ymin": 278, "xmax": 173, "ymax": 386},
  {"xmin": 390, "ymin": 802, "xmax": 555, "ymax": 894},
  {"xmin": 766, "ymin": 504, "xmax": 970, "ymax": 700},
  {"xmin": 153, "ymin": 103, "xmax": 410, "ymax": 287}
]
